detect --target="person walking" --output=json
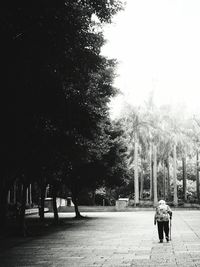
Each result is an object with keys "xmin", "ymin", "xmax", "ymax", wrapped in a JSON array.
[{"xmin": 154, "ymin": 200, "xmax": 172, "ymax": 243}]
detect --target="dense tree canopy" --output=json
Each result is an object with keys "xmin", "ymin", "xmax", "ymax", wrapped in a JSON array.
[{"xmin": 0, "ymin": 3, "xmax": 125, "ymax": 228}]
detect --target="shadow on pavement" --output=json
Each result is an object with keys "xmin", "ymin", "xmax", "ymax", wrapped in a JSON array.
[{"xmin": 0, "ymin": 214, "xmax": 97, "ymax": 253}]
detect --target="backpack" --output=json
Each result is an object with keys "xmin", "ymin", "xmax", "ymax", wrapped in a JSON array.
[{"xmin": 156, "ymin": 204, "xmax": 169, "ymax": 221}]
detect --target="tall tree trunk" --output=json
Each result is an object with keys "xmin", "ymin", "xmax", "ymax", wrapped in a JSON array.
[
  {"xmin": 196, "ymin": 151, "xmax": 200, "ymax": 202},
  {"xmin": 173, "ymin": 144, "xmax": 178, "ymax": 206},
  {"xmin": 182, "ymin": 157, "xmax": 187, "ymax": 202},
  {"xmin": 151, "ymin": 161, "xmax": 154, "ymax": 199},
  {"xmin": 39, "ymin": 182, "xmax": 46, "ymax": 222},
  {"xmin": 166, "ymin": 156, "xmax": 171, "ymax": 201},
  {"xmin": 153, "ymin": 144, "xmax": 158, "ymax": 206},
  {"xmin": 19, "ymin": 183, "xmax": 28, "ymax": 236},
  {"xmin": 26, "ymin": 187, "xmax": 29, "ymax": 206},
  {"xmin": 163, "ymin": 162, "xmax": 166, "ymax": 199},
  {"xmin": 71, "ymin": 189, "xmax": 82, "ymax": 219},
  {"xmin": 29, "ymin": 184, "xmax": 32, "ymax": 206},
  {"xmin": 13, "ymin": 182, "xmax": 17, "ymax": 204},
  {"xmin": 140, "ymin": 171, "xmax": 144, "ymax": 199},
  {"xmin": 149, "ymin": 143, "xmax": 153, "ymax": 201},
  {"xmin": 134, "ymin": 132, "xmax": 139, "ymax": 205},
  {"xmin": 166, "ymin": 156, "xmax": 171, "ymax": 200},
  {"xmin": 7, "ymin": 190, "xmax": 11, "ymax": 204},
  {"xmin": 0, "ymin": 180, "xmax": 8, "ymax": 230},
  {"xmin": 52, "ymin": 185, "xmax": 59, "ymax": 224}
]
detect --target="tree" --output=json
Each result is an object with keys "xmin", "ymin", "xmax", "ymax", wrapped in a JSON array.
[
  {"xmin": 173, "ymin": 143, "xmax": 178, "ymax": 206},
  {"xmin": 117, "ymin": 102, "xmax": 159, "ymax": 205},
  {"xmin": 192, "ymin": 116, "xmax": 200, "ymax": 202},
  {"xmin": 0, "ymin": 2, "xmax": 124, "ymax": 228},
  {"xmin": 134, "ymin": 131, "xmax": 139, "ymax": 205},
  {"xmin": 153, "ymin": 144, "xmax": 158, "ymax": 205}
]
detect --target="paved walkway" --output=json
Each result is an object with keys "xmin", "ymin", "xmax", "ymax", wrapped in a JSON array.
[{"xmin": 0, "ymin": 210, "xmax": 200, "ymax": 266}]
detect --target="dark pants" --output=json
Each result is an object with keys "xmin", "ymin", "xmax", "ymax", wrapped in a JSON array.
[{"xmin": 157, "ymin": 221, "xmax": 169, "ymax": 240}]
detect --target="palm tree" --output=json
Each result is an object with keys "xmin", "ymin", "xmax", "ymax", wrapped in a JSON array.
[
  {"xmin": 149, "ymin": 142, "xmax": 153, "ymax": 200},
  {"xmin": 173, "ymin": 143, "xmax": 178, "ymax": 206},
  {"xmin": 134, "ymin": 131, "xmax": 139, "ymax": 205},
  {"xmin": 153, "ymin": 144, "xmax": 158, "ymax": 205}
]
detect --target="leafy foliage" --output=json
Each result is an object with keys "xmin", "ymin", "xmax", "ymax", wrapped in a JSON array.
[{"xmin": 0, "ymin": 2, "xmax": 125, "ymax": 225}]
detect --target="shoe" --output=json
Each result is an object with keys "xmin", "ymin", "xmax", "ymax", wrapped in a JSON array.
[
  {"xmin": 166, "ymin": 237, "xmax": 169, "ymax": 242},
  {"xmin": 159, "ymin": 239, "xmax": 163, "ymax": 243}
]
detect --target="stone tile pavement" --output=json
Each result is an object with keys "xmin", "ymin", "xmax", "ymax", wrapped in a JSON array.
[{"xmin": 0, "ymin": 210, "xmax": 200, "ymax": 266}]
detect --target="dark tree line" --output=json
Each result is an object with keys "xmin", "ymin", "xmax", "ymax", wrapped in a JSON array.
[{"xmin": 0, "ymin": 2, "xmax": 127, "ymax": 234}]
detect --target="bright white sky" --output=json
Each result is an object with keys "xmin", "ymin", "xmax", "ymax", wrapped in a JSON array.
[{"xmin": 101, "ymin": 0, "xmax": 200, "ymax": 118}]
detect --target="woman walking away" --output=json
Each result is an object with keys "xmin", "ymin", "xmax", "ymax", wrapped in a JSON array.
[{"xmin": 154, "ymin": 200, "xmax": 172, "ymax": 243}]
